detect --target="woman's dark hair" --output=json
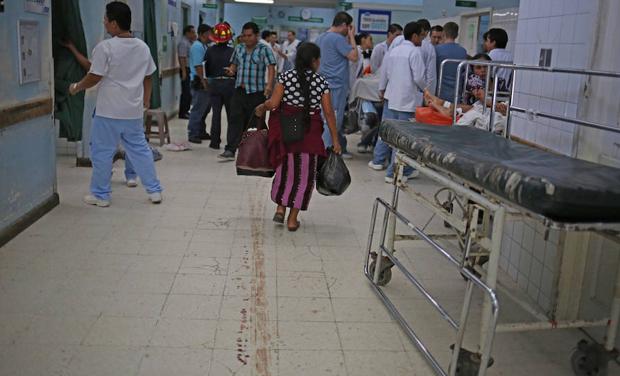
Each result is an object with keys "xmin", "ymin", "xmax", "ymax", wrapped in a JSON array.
[
  {"xmin": 471, "ymin": 53, "xmax": 491, "ymax": 61},
  {"xmin": 355, "ymin": 32, "xmax": 370, "ymax": 45},
  {"xmin": 106, "ymin": 1, "xmax": 131, "ymax": 31},
  {"xmin": 294, "ymin": 42, "xmax": 321, "ymax": 127},
  {"xmin": 261, "ymin": 30, "xmax": 271, "ymax": 40}
]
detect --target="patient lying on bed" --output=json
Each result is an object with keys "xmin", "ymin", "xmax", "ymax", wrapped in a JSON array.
[{"xmin": 423, "ymin": 89, "xmax": 507, "ymax": 133}]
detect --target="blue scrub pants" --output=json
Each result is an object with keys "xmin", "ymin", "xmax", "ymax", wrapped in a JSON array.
[
  {"xmin": 322, "ymin": 85, "xmax": 348, "ymax": 153},
  {"xmin": 90, "ymin": 115, "xmax": 162, "ymax": 200}
]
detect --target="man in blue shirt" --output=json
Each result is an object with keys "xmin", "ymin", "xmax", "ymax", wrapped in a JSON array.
[
  {"xmin": 435, "ymin": 22, "xmax": 468, "ymax": 101},
  {"xmin": 187, "ymin": 24, "xmax": 212, "ymax": 144},
  {"xmin": 315, "ymin": 12, "xmax": 358, "ymax": 158},
  {"xmin": 219, "ymin": 22, "xmax": 276, "ymax": 161}
]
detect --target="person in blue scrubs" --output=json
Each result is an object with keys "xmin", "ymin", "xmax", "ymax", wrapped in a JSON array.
[
  {"xmin": 315, "ymin": 12, "xmax": 359, "ymax": 158},
  {"xmin": 69, "ymin": 1, "xmax": 162, "ymax": 207}
]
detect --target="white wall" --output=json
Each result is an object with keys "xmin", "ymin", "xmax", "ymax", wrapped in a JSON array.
[
  {"xmin": 501, "ymin": 0, "xmax": 620, "ymax": 324},
  {"xmin": 510, "ymin": 0, "xmax": 598, "ymax": 156}
]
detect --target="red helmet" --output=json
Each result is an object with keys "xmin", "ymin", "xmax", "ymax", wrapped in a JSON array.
[{"xmin": 210, "ymin": 23, "xmax": 233, "ymax": 43}]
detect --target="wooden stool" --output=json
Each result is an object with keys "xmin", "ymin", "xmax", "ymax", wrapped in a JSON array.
[{"xmin": 144, "ymin": 109, "xmax": 171, "ymax": 146}]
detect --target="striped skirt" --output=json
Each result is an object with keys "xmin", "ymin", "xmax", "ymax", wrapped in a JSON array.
[{"xmin": 271, "ymin": 153, "xmax": 317, "ymax": 211}]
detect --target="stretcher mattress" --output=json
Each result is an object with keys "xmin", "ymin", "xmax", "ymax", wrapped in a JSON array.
[{"xmin": 380, "ymin": 120, "xmax": 620, "ymax": 223}]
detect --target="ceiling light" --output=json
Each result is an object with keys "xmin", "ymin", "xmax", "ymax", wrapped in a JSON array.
[{"xmin": 234, "ymin": 0, "xmax": 274, "ymax": 4}]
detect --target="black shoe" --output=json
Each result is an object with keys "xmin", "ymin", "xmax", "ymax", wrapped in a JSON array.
[
  {"xmin": 178, "ymin": 114, "xmax": 189, "ymax": 119},
  {"xmin": 188, "ymin": 137, "xmax": 202, "ymax": 144},
  {"xmin": 209, "ymin": 144, "xmax": 221, "ymax": 150},
  {"xmin": 200, "ymin": 133, "xmax": 211, "ymax": 140},
  {"xmin": 217, "ymin": 150, "xmax": 235, "ymax": 161}
]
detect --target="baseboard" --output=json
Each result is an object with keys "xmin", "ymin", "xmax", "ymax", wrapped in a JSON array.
[{"xmin": 0, "ymin": 193, "xmax": 60, "ymax": 248}]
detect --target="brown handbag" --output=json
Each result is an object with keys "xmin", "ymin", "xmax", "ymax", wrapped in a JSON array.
[{"xmin": 235, "ymin": 114, "xmax": 275, "ymax": 178}]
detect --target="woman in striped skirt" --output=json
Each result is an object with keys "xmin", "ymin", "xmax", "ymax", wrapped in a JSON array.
[{"xmin": 255, "ymin": 43, "xmax": 341, "ymax": 231}]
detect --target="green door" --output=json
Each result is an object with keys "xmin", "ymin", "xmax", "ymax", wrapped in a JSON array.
[{"xmin": 52, "ymin": 0, "xmax": 87, "ymax": 141}]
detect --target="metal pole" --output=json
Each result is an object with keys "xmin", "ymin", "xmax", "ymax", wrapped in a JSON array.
[
  {"xmin": 453, "ymin": 61, "xmax": 467, "ymax": 123},
  {"xmin": 509, "ymin": 106, "xmax": 620, "ymax": 135},
  {"xmin": 483, "ymin": 66, "xmax": 491, "ymax": 115},
  {"xmin": 479, "ymin": 207, "xmax": 505, "ymax": 351},
  {"xmin": 604, "ymin": 261, "xmax": 620, "ymax": 351},
  {"xmin": 449, "ymin": 280, "xmax": 475, "ymax": 376},
  {"xmin": 489, "ymin": 67, "xmax": 500, "ymax": 132},
  {"xmin": 505, "ymin": 70, "xmax": 517, "ymax": 138},
  {"xmin": 463, "ymin": 64, "xmax": 470, "ymax": 104}
]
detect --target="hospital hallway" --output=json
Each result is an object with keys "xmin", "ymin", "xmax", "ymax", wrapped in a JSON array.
[
  {"xmin": 0, "ymin": 116, "xmax": 615, "ymax": 376},
  {"xmin": 3, "ymin": 0, "xmax": 620, "ymax": 375}
]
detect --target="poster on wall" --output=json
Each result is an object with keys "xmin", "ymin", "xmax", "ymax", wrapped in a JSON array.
[
  {"xmin": 25, "ymin": 0, "xmax": 50, "ymax": 15},
  {"xmin": 18, "ymin": 20, "xmax": 41, "ymax": 84},
  {"xmin": 358, "ymin": 9, "xmax": 391, "ymax": 34}
]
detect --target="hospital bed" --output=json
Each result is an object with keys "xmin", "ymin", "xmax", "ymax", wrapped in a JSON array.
[{"xmin": 363, "ymin": 62, "xmax": 620, "ymax": 376}]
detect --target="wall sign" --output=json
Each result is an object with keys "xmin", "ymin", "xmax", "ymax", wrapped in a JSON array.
[
  {"xmin": 25, "ymin": 0, "xmax": 50, "ymax": 14},
  {"xmin": 358, "ymin": 9, "xmax": 391, "ymax": 35},
  {"xmin": 288, "ymin": 16, "xmax": 324, "ymax": 24},
  {"xmin": 456, "ymin": 0, "xmax": 477, "ymax": 7},
  {"xmin": 18, "ymin": 20, "xmax": 41, "ymax": 84}
]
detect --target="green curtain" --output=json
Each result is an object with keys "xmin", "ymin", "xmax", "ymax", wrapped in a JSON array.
[
  {"xmin": 143, "ymin": 0, "xmax": 161, "ymax": 109},
  {"xmin": 52, "ymin": 0, "xmax": 87, "ymax": 141}
]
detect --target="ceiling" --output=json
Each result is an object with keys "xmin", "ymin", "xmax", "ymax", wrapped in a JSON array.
[{"xmin": 225, "ymin": 0, "xmax": 339, "ymax": 8}]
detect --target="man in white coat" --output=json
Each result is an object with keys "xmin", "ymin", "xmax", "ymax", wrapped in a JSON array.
[{"xmin": 276, "ymin": 31, "xmax": 300, "ymax": 72}]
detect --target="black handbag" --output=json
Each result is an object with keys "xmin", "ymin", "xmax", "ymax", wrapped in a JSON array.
[{"xmin": 280, "ymin": 111, "xmax": 307, "ymax": 144}]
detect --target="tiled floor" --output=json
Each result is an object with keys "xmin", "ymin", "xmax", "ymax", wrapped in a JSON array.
[{"xmin": 1, "ymin": 117, "xmax": 618, "ymax": 376}]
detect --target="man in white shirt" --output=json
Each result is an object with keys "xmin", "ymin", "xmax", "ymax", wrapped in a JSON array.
[
  {"xmin": 69, "ymin": 1, "xmax": 162, "ymax": 207},
  {"xmin": 418, "ymin": 19, "xmax": 437, "ymax": 94},
  {"xmin": 483, "ymin": 28, "xmax": 513, "ymax": 92},
  {"xmin": 370, "ymin": 23, "xmax": 402, "ymax": 74},
  {"xmin": 276, "ymin": 31, "xmax": 300, "ymax": 72},
  {"xmin": 370, "ymin": 21, "xmax": 425, "ymax": 183}
]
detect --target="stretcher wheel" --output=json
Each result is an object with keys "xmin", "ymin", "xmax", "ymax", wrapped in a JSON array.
[
  {"xmin": 571, "ymin": 340, "xmax": 609, "ymax": 376},
  {"xmin": 369, "ymin": 260, "xmax": 393, "ymax": 286}
]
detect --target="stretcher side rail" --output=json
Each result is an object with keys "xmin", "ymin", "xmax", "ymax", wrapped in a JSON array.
[
  {"xmin": 437, "ymin": 59, "xmax": 620, "ymax": 140},
  {"xmin": 367, "ymin": 146, "xmax": 620, "ymax": 375},
  {"xmin": 364, "ymin": 196, "xmax": 500, "ymax": 376}
]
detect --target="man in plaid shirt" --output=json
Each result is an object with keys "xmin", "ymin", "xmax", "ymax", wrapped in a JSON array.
[{"xmin": 219, "ymin": 22, "xmax": 276, "ymax": 161}]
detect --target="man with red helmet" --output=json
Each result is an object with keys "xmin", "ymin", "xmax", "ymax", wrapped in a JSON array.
[{"xmin": 203, "ymin": 23, "xmax": 235, "ymax": 150}]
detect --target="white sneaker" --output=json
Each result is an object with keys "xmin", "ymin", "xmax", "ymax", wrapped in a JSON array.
[
  {"xmin": 126, "ymin": 178, "xmax": 138, "ymax": 188},
  {"xmin": 148, "ymin": 192, "xmax": 163, "ymax": 204},
  {"xmin": 83, "ymin": 194, "xmax": 110, "ymax": 207},
  {"xmin": 341, "ymin": 152, "xmax": 353, "ymax": 160},
  {"xmin": 368, "ymin": 161, "xmax": 385, "ymax": 171}
]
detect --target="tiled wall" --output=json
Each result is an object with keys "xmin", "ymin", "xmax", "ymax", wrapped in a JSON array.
[
  {"xmin": 501, "ymin": 0, "xmax": 620, "ymax": 316},
  {"xmin": 499, "ymin": 218, "xmax": 561, "ymax": 313},
  {"xmin": 509, "ymin": 0, "xmax": 598, "ymax": 156},
  {"xmin": 498, "ymin": 0, "xmax": 599, "ymax": 312}
]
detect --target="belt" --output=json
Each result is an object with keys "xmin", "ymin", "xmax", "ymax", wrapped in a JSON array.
[{"xmin": 207, "ymin": 76, "xmax": 235, "ymax": 80}]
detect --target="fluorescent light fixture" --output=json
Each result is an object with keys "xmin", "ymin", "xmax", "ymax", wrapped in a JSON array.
[{"xmin": 234, "ymin": 0, "xmax": 274, "ymax": 4}]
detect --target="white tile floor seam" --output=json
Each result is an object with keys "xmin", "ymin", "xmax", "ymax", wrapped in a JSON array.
[{"xmin": 1, "ymin": 116, "xmax": 618, "ymax": 376}]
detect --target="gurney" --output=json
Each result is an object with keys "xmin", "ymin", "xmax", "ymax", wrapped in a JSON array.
[{"xmin": 364, "ymin": 62, "xmax": 620, "ymax": 376}]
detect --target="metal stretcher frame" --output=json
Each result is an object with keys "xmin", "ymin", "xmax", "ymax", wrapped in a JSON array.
[{"xmin": 364, "ymin": 63, "xmax": 620, "ymax": 375}]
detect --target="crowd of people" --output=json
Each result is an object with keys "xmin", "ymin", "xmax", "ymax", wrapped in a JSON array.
[{"xmin": 66, "ymin": 2, "xmax": 513, "ymax": 229}]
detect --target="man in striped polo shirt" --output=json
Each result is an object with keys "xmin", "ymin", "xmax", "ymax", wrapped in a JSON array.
[{"xmin": 220, "ymin": 22, "xmax": 276, "ymax": 161}]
